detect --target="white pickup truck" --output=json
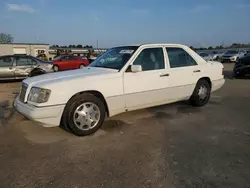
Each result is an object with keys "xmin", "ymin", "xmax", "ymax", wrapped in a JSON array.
[{"xmin": 14, "ymin": 44, "xmax": 225, "ymax": 136}]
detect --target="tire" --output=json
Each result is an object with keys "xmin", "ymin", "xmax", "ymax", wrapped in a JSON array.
[
  {"xmin": 189, "ymin": 79, "xmax": 211, "ymax": 107},
  {"xmin": 79, "ymin": 64, "xmax": 85, "ymax": 69},
  {"xmin": 29, "ymin": 69, "xmax": 45, "ymax": 77},
  {"xmin": 53, "ymin": 65, "xmax": 59, "ymax": 72},
  {"xmin": 234, "ymin": 71, "xmax": 245, "ymax": 79},
  {"xmin": 62, "ymin": 93, "xmax": 106, "ymax": 136}
]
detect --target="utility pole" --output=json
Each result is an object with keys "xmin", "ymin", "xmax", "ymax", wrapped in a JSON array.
[{"xmin": 96, "ymin": 40, "xmax": 99, "ymax": 49}]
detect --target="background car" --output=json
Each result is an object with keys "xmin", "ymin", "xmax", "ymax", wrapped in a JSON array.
[
  {"xmin": 212, "ymin": 51, "xmax": 224, "ymax": 61},
  {"xmin": 198, "ymin": 52, "xmax": 213, "ymax": 61},
  {"xmin": 52, "ymin": 55, "xmax": 89, "ymax": 71},
  {"xmin": 233, "ymin": 54, "xmax": 250, "ymax": 78},
  {"xmin": 0, "ymin": 55, "xmax": 53, "ymax": 80},
  {"xmin": 221, "ymin": 50, "xmax": 247, "ymax": 63}
]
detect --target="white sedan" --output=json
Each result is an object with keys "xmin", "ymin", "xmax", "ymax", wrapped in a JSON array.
[{"xmin": 14, "ymin": 44, "xmax": 225, "ymax": 136}]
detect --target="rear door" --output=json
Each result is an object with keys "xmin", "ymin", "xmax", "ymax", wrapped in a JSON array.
[
  {"xmin": 165, "ymin": 47, "xmax": 201, "ymax": 101},
  {"xmin": 68, "ymin": 56, "xmax": 79, "ymax": 69},
  {"xmin": 60, "ymin": 56, "xmax": 71, "ymax": 70},
  {"xmin": 0, "ymin": 56, "xmax": 15, "ymax": 79},
  {"xmin": 15, "ymin": 56, "xmax": 37, "ymax": 78}
]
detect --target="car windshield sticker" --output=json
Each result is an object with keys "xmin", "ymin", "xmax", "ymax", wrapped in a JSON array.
[{"xmin": 119, "ymin": 50, "xmax": 134, "ymax": 54}]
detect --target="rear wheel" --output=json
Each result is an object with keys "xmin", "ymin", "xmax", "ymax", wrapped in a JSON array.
[
  {"xmin": 29, "ymin": 69, "xmax": 45, "ymax": 77},
  {"xmin": 62, "ymin": 93, "xmax": 106, "ymax": 136},
  {"xmin": 189, "ymin": 79, "xmax": 211, "ymax": 107},
  {"xmin": 53, "ymin": 65, "xmax": 59, "ymax": 72}
]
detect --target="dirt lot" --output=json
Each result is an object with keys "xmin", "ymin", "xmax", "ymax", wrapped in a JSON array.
[{"xmin": 0, "ymin": 64, "xmax": 250, "ymax": 188}]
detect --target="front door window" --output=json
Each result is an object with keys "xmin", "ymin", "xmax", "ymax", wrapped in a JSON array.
[{"xmin": 133, "ymin": 48, "xmax": 165, "ymax": 71}]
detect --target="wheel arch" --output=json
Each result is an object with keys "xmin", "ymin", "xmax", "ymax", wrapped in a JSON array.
[
  {"xmin": 29, "ymin": 68, "xmax": 46, "ymax": 77},
  {"xmin": 197, "ymin": 77, "xmax": 212, "ymax": 89},
  {"xmin": 66, "ymin": 90, "xmax": 110, "ymax": 117}
]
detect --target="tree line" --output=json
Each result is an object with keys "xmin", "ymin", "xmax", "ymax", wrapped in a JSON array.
[
  {"xmin": 190, "ymin": 43, "xmax": 250, "ymax": 51},
  {"xmin": 50, "ymin": 44, "xmax": 93, "ymax": 49}
]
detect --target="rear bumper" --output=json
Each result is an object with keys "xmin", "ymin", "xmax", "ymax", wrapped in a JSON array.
[
  {"xmin": 14, "ymin": 96, "xmax": 65, "ymax": 127},
  {"xmin": 212, "ymin": 78, "xmax": 225, "ymax": 92}
]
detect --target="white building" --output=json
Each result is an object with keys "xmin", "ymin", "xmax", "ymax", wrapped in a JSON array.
[{"xmin": 0, "ymin": 43, "xmax": 49, "ymax": 57}]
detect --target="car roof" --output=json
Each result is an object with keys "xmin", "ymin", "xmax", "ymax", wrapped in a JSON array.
[{"xmin": 113, "ymin": 43, "xmax": 188, "ymax": 48}]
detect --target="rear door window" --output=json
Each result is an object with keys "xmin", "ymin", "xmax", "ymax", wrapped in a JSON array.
[
  {"xmin": 166, "ymin": 48, "xmax": 197, "ymax": 68},
  {"xmin": 16, "ymin": 57, "xmax": 33, "ymax": 66}
]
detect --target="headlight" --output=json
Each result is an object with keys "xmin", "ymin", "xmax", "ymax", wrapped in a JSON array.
[
  {"xmin": 230, "ymin": 56, "xmax": 237, "ymax": 60},
  {"xmin": 28, "ymin": 87, "xmax": 51, "ymax": 103}
]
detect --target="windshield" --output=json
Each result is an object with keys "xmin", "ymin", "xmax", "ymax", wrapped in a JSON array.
[
  {"xmin": 53, "ymin": 56, "xmax": 62, "ymax": 61},
  {"xmin": 226, "ymin": 50, "xmax": 238, "ymax": 54},
  {"xmin": 89, "ymin": 46, "xmax": 138, "ymax": 70}
]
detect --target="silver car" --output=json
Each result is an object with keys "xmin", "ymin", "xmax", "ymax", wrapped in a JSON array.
[
  {"xmin": 0, "ymin": 55, "xmax": 53, "ymax": 80},
  {"xmin": 198, "ymin": 52, "xmax": 213, "ymax": 61},
  {"xmin": 221, "ymin": 50, "xmax": 247, "ymax": 63}
]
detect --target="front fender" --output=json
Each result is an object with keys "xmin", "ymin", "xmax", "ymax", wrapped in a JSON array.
[{"xmin": 33, "ymin": 76, "xmax": 124, "ymax": 107}]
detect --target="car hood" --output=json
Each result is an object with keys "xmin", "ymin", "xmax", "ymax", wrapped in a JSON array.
[
  {"xmin": 223, "ymin": 53, "xmax": 238, "ymax": 57},
  {"xmin": 23, "ymin": 67, "xmax": 118, "ymax": 86}
]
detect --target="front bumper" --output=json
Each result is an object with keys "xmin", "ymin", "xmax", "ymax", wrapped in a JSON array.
[
  {"xmin": 14, "ymin": 96, "xmax": 65, "ymax": 127},
  {"xmin": 221, "ymin": 57, "xmax": 237, "ymax": 62}
]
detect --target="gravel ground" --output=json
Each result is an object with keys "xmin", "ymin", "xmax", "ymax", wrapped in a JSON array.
[{"xmin": 0, "ymin": 63, "xmax": 250, "ymax": 188}]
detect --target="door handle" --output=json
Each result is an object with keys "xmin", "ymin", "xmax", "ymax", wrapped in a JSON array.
[
  {"xmin": 193, "ymin": 70, "xmax": 201, "ymax": 73},
  {"xmin": 160, "ymin": 73, "xmax": 169, "ymax": 77}
]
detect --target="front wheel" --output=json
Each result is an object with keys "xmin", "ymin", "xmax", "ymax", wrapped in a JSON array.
[
  {"xmin": 62, "ymin": 93, "xmax": 106, "ymax": 136},
  {"xmin": 79, "ymin": 64, "xmax": 85, "ymax": 69},
  {"xmin": 189, "ymin": 79, "xmax": 211, "ymax": 107}
]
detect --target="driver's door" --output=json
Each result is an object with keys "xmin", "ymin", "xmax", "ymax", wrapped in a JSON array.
[
  {"xmin": 0, "ymin": 56, "xmax": 15, "ymax": 79},
  {"xmin": 123, "ymin": 47, "xmax": 170, "ymax": 110}
]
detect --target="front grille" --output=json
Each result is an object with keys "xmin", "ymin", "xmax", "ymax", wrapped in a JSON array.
[{"xmin": 19, "ymin": 84, "xmax": 28, "ymax": 102}]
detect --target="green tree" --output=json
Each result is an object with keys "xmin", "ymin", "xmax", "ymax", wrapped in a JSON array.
[
  {"xmin": 84, "ymin": 45, "xmax": 93, "ymax": 48},
  {"xmin": 76, "ymin": 44, "xmax": 83, "ymax": 48},
  {"xmin": 0, "ymin": 33, "xmax": 14, "ymax": 43},
  {"xmin": 189, "ymin": 46, "xmax": 194, "ymax": 50},
  {"xmin": 208, "ymin": 46, "xmax": 213, "ymax": 50}
]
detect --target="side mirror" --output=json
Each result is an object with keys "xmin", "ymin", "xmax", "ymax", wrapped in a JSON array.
[{"xmin": 131, "ymin": 65, "xmax": 142, "ymax": 73}]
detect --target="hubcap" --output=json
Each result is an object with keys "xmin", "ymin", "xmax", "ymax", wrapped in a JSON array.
[
  {"xmin": 80, "ymin": 65, "xmax": 84, "ymax": 69},
  {"xmin": 54, "ymin": 66, "xmax": 58, "ymax": 72},
  {"xmin": 73, "ymin": 102, "xmax": 100, "ymax": 131},
  {"xmin": 198, "ymin": 85, "xmax": 208, "ymax": 100}
]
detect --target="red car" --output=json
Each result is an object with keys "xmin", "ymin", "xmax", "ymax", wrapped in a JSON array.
[{"xmin": 52, "ymin": 55, "xmax": 89, "ymax": 71}]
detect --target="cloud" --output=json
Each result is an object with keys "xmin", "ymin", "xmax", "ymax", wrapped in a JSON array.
[
  {"xmin": 6, "ymin": 3, "xmax": 35, "ymax": 13},
  {"xmin": 190, "ymin": 5, "xmax": 212, "ymax": 13}
]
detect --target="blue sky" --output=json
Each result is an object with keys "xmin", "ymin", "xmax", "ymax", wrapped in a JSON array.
[{"xmin": 1, "ymin": 0, "xmax": 250, "ymax": 48}]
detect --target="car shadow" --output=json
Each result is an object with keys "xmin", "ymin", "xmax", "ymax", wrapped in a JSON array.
[
  {"xmin": 0, "ymin": 79, "xmax": 23, "ymax": 84},
  {"xmin": 224, "ymin": 70, "xmax": 234, "ymax": 79}
]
